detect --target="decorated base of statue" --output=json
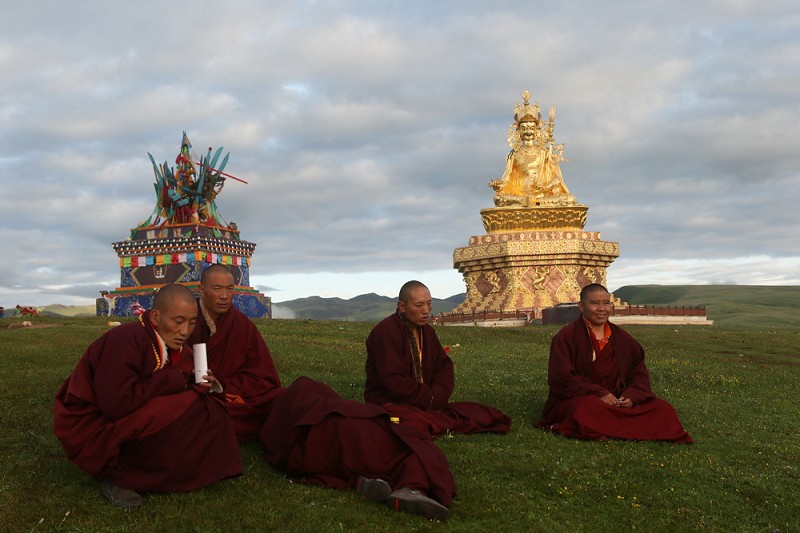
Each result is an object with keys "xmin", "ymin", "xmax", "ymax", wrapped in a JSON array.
[{"xmin": 450, "ymin": 228, "xmax": 619, "ymax": 320}]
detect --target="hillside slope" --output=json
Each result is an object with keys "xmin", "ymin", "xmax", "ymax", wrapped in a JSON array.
[
  {"xmin": 275, "ymin": 292, "xmax": 464, "ymax": 323},
  {"xmin": 613, "ymin": 285, "xmax": 800, "ymax": 329}
]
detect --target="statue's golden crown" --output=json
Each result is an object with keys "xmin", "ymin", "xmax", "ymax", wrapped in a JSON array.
[{"xmin": 513, "ymin": 90, "xmax": 541, "ymax": 124}]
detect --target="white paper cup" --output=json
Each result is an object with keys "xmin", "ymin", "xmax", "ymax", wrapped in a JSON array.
[{"xmin": 193, "ymin": 343, "xmax": 208, "ymax": 383}]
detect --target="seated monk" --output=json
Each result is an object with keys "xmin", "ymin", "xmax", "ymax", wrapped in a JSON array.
[
  {"xmin": 185, "ymin": 265, "xmax": 454, "ymax": 521},
  {"xmin": 365, "ymin": 280, "xmax": 511, "ymax": 437},
  {"xmin": 54, "ymin": 284, "xmax": 241, "ymax": 508},
  {"xmin": 536, "ymin": 283, "xmax": 693, "ymax": 443},
  {"xmin": 185, "ymin": 266, "xmax": 283, "ymax": 442}
]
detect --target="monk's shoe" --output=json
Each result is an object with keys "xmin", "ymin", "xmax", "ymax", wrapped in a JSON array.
[
  {"xmin": 386, "ymin": 487, "xmax": 449, "ymax": 521},
  {"xmin": 101, "ymin": 479, "xmax": 143, "ymax": 508},
  {"xmin": 356, "ymin": 476, "xmax": 392, "ymax": 503}
]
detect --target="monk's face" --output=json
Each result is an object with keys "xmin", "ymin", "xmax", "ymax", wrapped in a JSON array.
[
  {"xmin": 399, "ymin": 286, "xmax": 432, "ymax": 326},
  {"xmin": 579, "ymin": 289, "xmax": 611, "ymax": 327},
  {"xmin": 150, "ymin": 297, "xmax": 198, "ymax": 350},
  {"xmin": 200, "ymin": 269, "xmax": 235, "ymax": 320}
]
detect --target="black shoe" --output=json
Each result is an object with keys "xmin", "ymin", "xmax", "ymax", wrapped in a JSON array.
[
  {"xmin": 101, "ymin": 479, "xmax": 143, "ymax": 508},
  {"xmin": 386, "ymin": 487, "xmax": 449, "ymax": 521},
  {"xmin": 356, "ymin": 476, "xmax": 392, "ymax": 503}
]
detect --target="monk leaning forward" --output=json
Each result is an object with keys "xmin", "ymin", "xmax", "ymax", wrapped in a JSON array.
[
  {"xmin": 54, "ymin": 284, "xmax": 241, "ymax": 508},
  {"xmin": 536, "ymin": 283, "xmax": 692, "ymax": 443}
]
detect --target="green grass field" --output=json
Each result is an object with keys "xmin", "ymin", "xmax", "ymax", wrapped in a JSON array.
[{"xmin": 1, "ymin": 316, "xmax": 798, "ymax": 532}]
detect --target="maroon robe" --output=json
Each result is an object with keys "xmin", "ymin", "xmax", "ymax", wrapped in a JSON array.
[
  {"xmin": 53, "ymin": 312, "xmax": 242, "ymax": 492},
  {"xmin": 185, "ymin": 302, "xmax": 283, "ymax": 442},
  {"xmin": 187, "ymin": 305, "xmax": 456, "ymax": 505},
  {"xmin": 365, "ymin": 313, "xmax": 511, "ymax": 437},
  {"xmin": 536, "ymin": 317, "xmax": 692, "ymax": 443},
  {"xmin": 260, "ymin": 377, "xmax": 456, "ymax": 506}
]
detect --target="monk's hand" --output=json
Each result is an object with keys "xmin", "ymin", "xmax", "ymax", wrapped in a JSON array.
[
  {"xmin": 200, "ymin": 370, "xmax": 223, "ymax": 394},
  {"xmin": 617, "ymin": 396, "xmax": 633, "ymax": 408},
  {"xmin": 599, "ymin": 393, "xmax": 618, "ymax": 406}
]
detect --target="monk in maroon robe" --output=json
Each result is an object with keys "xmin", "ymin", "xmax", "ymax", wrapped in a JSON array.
[
  {"xmin": 184, "ymin": 271, "xmax": 283, "ymax": 442},
  {"xmin": 186, "ymin": 265, "xmax": 455, "ymax": 520},
  {"xmin": 365, "ymin": 280, "xmax": 511, "ymax": 437},
  {"xmin": 54, "ymin": 284, "xmax": 241, "ymax": 508},
  {"xmin": 536, "ymin": 283, "xmax": 692, "ymax": 443}
]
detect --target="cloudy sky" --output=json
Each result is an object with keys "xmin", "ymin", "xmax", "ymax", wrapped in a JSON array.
[{"xmin": 2, "ymin": 1, "xmax": 798, "ymax": 307}]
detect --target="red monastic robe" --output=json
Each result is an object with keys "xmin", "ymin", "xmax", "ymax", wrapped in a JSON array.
[
  {"xmin": 53, "ymin": 312, "xmax": 242, "ymax": 492},
  {"xmin": 185, "ymin": 302, "xmax": 283, "ymax": 441},
  {"xmin": 536, "ymin": 317, "xmax": 692, "ymax": 443},
  {"xmin": 260, "ymin": 377, "xmax": 456, "ymax": 506},
  {"xmin": 188, "ymin": 305, "xmax": 456, "ymax": 505},
  {"xmin": 365, "ymin": 313, "xmax": 511, "ymax": 437}
]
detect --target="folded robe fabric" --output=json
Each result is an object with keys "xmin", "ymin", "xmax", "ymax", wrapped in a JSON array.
[{"xmin": 260, "ymin": 377, "xmax": 456, "ymax": 506}]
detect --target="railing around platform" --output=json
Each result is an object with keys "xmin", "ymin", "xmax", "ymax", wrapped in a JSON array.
[
  {"xmin": 434, "ymin": 304, "xmax": 707, "ymax": 325},
  {"xmin": 612, "ymin": 305, "xmax": 707, "ymax": 317},
  {"xmin": 433, "ymin": 309, "xmax": 532, "ymax": 325}
]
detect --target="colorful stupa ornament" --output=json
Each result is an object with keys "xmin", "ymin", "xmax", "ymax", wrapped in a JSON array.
[{"xmin": 96, "ymin": 132, "xmax": 271, "ymax": 318}]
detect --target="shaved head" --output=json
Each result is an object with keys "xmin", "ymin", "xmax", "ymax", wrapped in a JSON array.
[
  {"xmin": 580, "ymin": 283, "xmax": 609, "ymax": 303},
  {"xmin": 201, "ymin": 264, "xmax": 233, "ymax": 285},
  {"xmin": 153, "ymin": 283, "xmax": 196, "ymax": 311},
  {"xmin": 399, "ymin": 280, "xmax": 428, "ymax": 303}
]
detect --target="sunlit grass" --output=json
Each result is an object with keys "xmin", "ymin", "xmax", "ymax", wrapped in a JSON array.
[{"xmin": 1, "ymin": 316, "xmax": 797, "ymax": 531}]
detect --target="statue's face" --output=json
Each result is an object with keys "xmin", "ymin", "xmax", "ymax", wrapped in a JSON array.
[{"xmin": 518, "ymin": 120, "xmax": 537, "ymax": 142}]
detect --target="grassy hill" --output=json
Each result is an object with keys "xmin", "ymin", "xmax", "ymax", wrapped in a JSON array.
[
  {"xmin": 42, "ymin": 304, "xmax": 97, "ymax": 317},
  {"xmin": 275, "ymin": 292, "xmax": 464, "ymax": 322},
  {"xmin": 613, "ymin": 285, "xmax": 800, "ymax": 329}
]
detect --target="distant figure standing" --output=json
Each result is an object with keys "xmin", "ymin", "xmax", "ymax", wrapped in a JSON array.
[
  {"xmin": 536, "ymin": 283, "xmax": 692, "ymax": 443},
  {"xmin": 365, "ymin": 280, "xmax": 511, "ymax": 437},
  {"xmin": 100, "ymin": 291, "xmax": 116, "ymax": 316}
]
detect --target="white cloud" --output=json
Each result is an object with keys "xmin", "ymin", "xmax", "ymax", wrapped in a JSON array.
[{"xmin": 1, "ymin": 1, "xmax": 798, "ymax": 309}]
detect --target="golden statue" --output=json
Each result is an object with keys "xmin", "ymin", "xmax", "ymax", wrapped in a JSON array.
[{"xmin": 489, "ymin": 90, "xmax": 576, "ymax": 207}]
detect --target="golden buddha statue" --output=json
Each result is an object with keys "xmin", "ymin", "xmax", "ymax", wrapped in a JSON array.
[{"xmin": 489, "ymin": 90, "xmax": 576, "ymax": 207}]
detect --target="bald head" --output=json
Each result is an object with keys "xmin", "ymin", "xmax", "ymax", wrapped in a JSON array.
[
  {"xmin": 201, "ymin": 264, "xmax": 233, "ymax": 285},
  {"xmin": 399, "ymin": 280, "xmax": 428, "ymax": 304},
  {"xmin": 579, "ymin": 283, "xmax": 609, "ymax": 303},
  {"xmin": 153, "ymin": 283, "xmax": 196, "ymax": 311}
]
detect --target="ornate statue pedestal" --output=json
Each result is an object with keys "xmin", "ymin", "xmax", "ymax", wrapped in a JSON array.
[
  {"xmin": 480, "ymin": 204, "xmax": 588, "ymax": 233},
  {"xmin": 96, "ymin": 222, "xmax": 271, "ymax": 318},
  {"xmin": 451, "ymin": 206, "xmax": 619, "ymax": 319}
]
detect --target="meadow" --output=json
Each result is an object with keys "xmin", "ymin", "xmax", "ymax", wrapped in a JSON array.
[{"xmin": 1, "ymin": 316, "xmax": 797, "ymax": 532}]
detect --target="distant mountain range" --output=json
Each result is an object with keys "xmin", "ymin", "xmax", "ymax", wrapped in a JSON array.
[
  {"xmin": 273, "ymin": 292, "xmax": 465, "ymax": 322},
  {"xmin": 10, "ymin": 285, "xmax": 799, "ymax": 329}
]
